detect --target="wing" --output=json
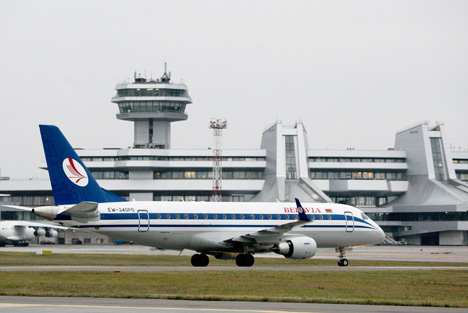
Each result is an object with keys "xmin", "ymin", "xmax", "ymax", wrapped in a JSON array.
[
  {"xmin": 32, "ymin": 201, "xmax": 99, "ymax": 223},
  {"xmin": 12, "ymin": 221, "xmax": 69, "ymax": 230},
  {"xmin": 59, "ymin": 201, "xmax": 99, "ymax": 223},
  {"xmin": 227, "ymin": 198, "xmax": 311, "ymax": 244}
]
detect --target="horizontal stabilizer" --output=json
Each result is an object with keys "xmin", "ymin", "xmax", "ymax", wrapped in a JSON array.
[
  {"xmin": 0, "ymin": 205, "xmax": 33, "ymax": 211},
  {"xmin": 63, "ymin": 201, "xmax": 99, "ymax": 223}
]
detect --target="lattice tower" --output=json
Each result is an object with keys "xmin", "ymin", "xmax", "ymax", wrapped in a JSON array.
[{"xmin": 209, "ymin": 118, "xmax": 227, "ymax": 202}]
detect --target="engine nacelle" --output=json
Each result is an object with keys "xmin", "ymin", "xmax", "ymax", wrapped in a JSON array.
[
  {"xmin": 273, "ymin": 236, "xmax": 317, "ymax": 259},
  {"xmin": 25, "ymin": 228, "xmax": 36, "ymax": 240},
  {"xmin": 46, "ymin": 229, "xmax": 58, "ymax": 238},
  {"xmin": 34, "ymin": 228, "xmax": 46, "ymax": 237},
  {"xmin": 32, "ymin": 206, "xmax": 59, "ymax": 221}
]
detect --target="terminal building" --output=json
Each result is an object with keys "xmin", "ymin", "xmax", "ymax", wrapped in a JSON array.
[{"xmin": 1, "ymin": 68, "xmax": 468, "ymax": 245}]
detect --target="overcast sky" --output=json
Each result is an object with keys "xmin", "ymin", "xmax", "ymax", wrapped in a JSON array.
[{"xmin": 1, "ymin": 1, "xmax": 467, "ymax": 178}]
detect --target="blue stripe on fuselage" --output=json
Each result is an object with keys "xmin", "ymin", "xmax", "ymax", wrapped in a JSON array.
[
  {"xmin": 56, "ymin": 212, "xmax": 375, "ymax": 230},
  {"xmin": 75, "ymin": 224, "xmax": 375, "ymax": 230},
  {"xmin": 99, "ymin": 212, "xmax": 373, "ymax": 225}
]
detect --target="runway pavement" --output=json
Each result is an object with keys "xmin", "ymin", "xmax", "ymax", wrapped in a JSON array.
[
  {"xmin": 0, "ymin": 296, "xmax": 467, "ymax": 313},
  {"xmin": 2, "ymin": 244, "xmax": 468, "ymax": 263},
  {"xmin": 1, "ymin": 245, "xmax": 467, "ymax": 312},
  {"xmin": 1, "ymin": 265, "xmax": 468, "ymax": 272}
]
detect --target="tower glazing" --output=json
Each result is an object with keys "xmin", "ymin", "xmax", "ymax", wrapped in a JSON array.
[{"xmin": 112, "ymin": 67, "xmax": 192, "ymax": 149}]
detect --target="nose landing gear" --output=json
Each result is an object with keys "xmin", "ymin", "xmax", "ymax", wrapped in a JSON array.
[{"xmin": 336, "ymin": 247, "xmax": 348, "ymax": 267}]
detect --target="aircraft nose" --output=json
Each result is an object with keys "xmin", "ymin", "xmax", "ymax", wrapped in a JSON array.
[{"xmin": 377, "ymin": 227, "xmax": 385, "ymax": 243}]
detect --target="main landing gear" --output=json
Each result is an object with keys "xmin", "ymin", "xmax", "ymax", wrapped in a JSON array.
[
  {"xmin": 191, "ymin": 253, "xmax": 209, "ymax": 267},
  {"xmin": 12, "ymin": 241, "xmax": 29, "ymax": 247},
  {"xmin": 190, "ymin": 253, "xmax": 255, "ymax": 267},
  {"xmin": 235, "ymin": 253, "xmax": 254, "ymax": 267},
  {"xmin": 336, "ymin": 247, "xmax": 349, "ymax": 267}
]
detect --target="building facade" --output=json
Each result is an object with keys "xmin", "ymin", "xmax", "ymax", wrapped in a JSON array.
[{"xmin": 1, "ymin": 70, "xmax": 468, "ymax": 245}]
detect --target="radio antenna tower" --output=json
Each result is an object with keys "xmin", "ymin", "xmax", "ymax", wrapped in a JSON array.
[{"xmin": 210, "ymin": 118, "xmax": 227, "ymax": 202}]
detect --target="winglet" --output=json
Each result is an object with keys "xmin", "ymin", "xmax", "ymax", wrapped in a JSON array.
[{"xmin": 295, "ymin": 198, "xmax": 310, "ymax": 222}]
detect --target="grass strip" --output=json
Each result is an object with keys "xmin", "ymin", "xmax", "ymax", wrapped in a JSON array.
[
  {"xmin": 1, "ymin": 252, "xmax": 467, "ymax": 267},
  {"xmin": 0, "ymin": 270, "xmax": 467, "ymax": 308}
]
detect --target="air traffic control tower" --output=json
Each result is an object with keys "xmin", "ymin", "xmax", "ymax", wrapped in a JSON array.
[{"xmin": 112, "ymin": 66, "xmax": 192, "ymax": 149}]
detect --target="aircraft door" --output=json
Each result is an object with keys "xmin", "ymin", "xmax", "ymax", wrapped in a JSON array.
[
  {"xmin": 138, "ymin": 210, "xmax": 150, "ymax": 232},
  {"xmin": 344, "ymin": 211, "xmax": 354, "ymax": 232}
]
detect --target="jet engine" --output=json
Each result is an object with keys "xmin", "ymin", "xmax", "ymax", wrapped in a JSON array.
[
  {"xmin": 46, "ymin": 229, "xmax": 58, "ymax": 238},
  {"xmin": 34, "ymin": 228, "xmax": 46, "ymax": 237},
  {"xmin": 25, "ymin": 227, "xmax": 36, "ymax": 240},
  {"xmin": 272, "ymin": 236, "xmax": 317, "ymax": 259}
]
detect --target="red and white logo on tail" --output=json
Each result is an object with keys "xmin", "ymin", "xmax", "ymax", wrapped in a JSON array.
[{"xmin": 62, "ymin": 158, "xmax": 88, "ymax": 187}]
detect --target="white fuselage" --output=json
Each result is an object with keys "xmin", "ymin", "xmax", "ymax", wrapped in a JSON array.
[
  {"xmin": 0, "ymin": 221, "xmax": 35, "ymax": 244},
  {"xmin": 54, "ymin": 201, "xmax": 385, "ymax": 253}
]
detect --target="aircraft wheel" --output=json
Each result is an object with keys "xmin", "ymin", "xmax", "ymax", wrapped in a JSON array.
[
  {"xmin": 191, "ymin": 253, "xmax": 209, "ymax": 267},
  {"xmin": 235, "ymin": 254, "xmax": 245, "ymax": 266},
  {"xmin": 236, "ymin": 253, "xmax": 254, "ymax": 267},
  {"xmin": 338, "ymin": 259, "xmax": 348, "ymax": 267},
  {"xmin": 191, "ymin": 254, "xmax": 201, "ymax": 266},
  {"xmin": 244, "ymin": 253, "xmax": 254, "ymax": 267},
  {"xmin": 199, "ymin": 253, "xmax": 209, "ymax": 267}
]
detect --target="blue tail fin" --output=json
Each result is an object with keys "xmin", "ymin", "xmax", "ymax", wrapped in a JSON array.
[{"xmin": 40, "ymin": 125, "xmax": 127, "ymax": 205}]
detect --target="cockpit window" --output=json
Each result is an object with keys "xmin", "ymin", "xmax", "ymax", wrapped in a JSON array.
[{"xmin": 361, "ymin": 213, "xmax": 370, "ymax": 220}]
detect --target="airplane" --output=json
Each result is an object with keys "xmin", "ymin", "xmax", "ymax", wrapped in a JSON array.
[
  {"xmin": 0, "ymin": 220, "xmax": 67, "ymax": 247},
  {"xmin": 27, "ymin": 125, "xmax": 385, "ymax": 267}
]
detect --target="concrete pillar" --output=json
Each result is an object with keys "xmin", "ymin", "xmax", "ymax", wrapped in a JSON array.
[{"xmin": 440, "ymin": 231, "xmax": 467, "ymax": 245}]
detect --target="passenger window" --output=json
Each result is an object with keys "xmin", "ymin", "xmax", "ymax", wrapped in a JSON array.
[
  {"xmin": 250, "ymin": 214, "xmax": 255, "ymax": 219},
  {"xmin": 327, "ymin": 214, "xmax": 332, "ymax": 220},
  {"xmin": 276, "ymin": 214, "xmax": 281, "ymax": 220},
  {"xmin": 285, "ymin": 214, "xmax": 289, "ymax": 220},
  {"xmin": 156, "ymin": 214, "xmax": 161, "ymax": 219},
  {"xmin": 204, "ymin": 214, "xmax": 208, "ymax": 219},
  {"xmin": 214, "ymin": 214, "xmax": 218, "ymax": 219},
  {"xmin": 240, "ymin": 214, "xmax": 244, "ymax": 219},
  {"xmin": 166, "ymin": 214, "xmax": 170, "ymax": 219},
  {"xmin": 176, "ymin": 214, "xmax": 180, "ymax": 219},
  {"xmin": 231, "ymin": 214, "xmax": 236, "ymax": 220},
  {"xmin": 268, "ymin": 214, "xmax": 272, "ymax": 220},
  {"xmin": 259, "ymin": 214, "xmax": 264, "ymax": 220},
  {"xmin": 185, "ymin": 214, "xmax": 189, "ymax": 219},
  {"xmin": 222, "ymin": 214, "xmax": 227, "ymax": 219},
  {"xmin": 319, "ymin": 214, "xmax": 323, "ymax": 220}
]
